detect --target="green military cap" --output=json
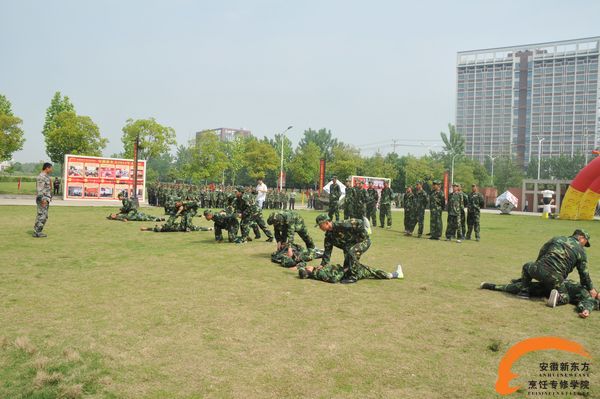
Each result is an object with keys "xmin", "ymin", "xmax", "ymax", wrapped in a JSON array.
[
  {"xmin": 235, "ymin": 186, "xmax": 244, "ymax": 193},
  {"xmin": 415, "ymin": 180, "xmax": 423, "ymax": 185},
  {"xmin": 203, "ymin": 209, "xmax": 212, "ymax": 216},
  {"xmin": 452, "ymin": 182, "xmax": 459, "ymax": 187},
  {"xmin": 573, "ymin": 229, "xmax": 591, "ymax": 247},
  {"xmin": 332, "ymin": 175, "xmax": 337, "ymax": 179},
  {"xmin": 346, "ymin": 177, "xmax": 352, "ymax": 182},
  {"xmin": 432, "ymin": 180, "xmax": 441, "ymax": 185},
  {"xmin": 315, "ymin": 213, "xmax": 331, "ymax": 226}
]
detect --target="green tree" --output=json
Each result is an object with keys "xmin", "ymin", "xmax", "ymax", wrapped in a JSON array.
[
  {"xmin": 121, "ymin": 118, "xmax": 176, "ymax": 162},
  {"xmin": 440, "ymin": 123, "xmax": 465, "ymax": 158},
  {"xmin": 327, "ymin": 144, "xmax": 363, "ymax": 181},
  {"xmin": 361, "ymin": 152, "xmax": 398, "ymax": 181},
  {"xmin": 186, "ymin": 133, "xmax": 228, "ymax": 183},
  {"xmin": 494, "ymin": 156, "xmax": 524, "ymax": 192},
  {"xmin": 266, "ymin": 134, "xmax": 293, "ymax": 167},
  {"xmin": 42, "ymin": 92, "xmax": 75, "ymax": 137},
  {"xmin": 225, "ymin": 137, "xmax": 248, "ymax": 185},
  {"xmin": 298, "ymin": 128, "xmax": 339, "ymax": 160},
  {"xmin": 45, "ymin": 111, "xmax": 107, "ymax": 165},
  {"xmin": 404, "ymin": 155, "xmax": 444, "ymax": 187},
  {"xmin": 288, "ymin": 141, "xmax": 321, "ymax": 187},
  {"xmin": 244, "ymin": 138, "xmax": 279, "ymax": 180},
  {"xmin": 0, "ymin": 94, "xmax": 25, "ymax": 162},
  {"xmin": 147, "ymin": 152, "xmax": 175, "ymax": 182}
]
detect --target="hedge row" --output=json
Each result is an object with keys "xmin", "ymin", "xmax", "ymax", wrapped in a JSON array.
[{"xmin": 0, "ymin": 176, "xmax": 38, "ymax": 183}]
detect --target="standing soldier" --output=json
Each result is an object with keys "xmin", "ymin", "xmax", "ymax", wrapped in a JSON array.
[
  {"xmin": 414, "ymin": 181, "xmax": 429, "ymax": 237},
  {"xmin": 365, "ymin": 181, "xmax": 379, "ymax": 228},
  {"xmin": 466, "ymin": 184, "xmax": 485, "ymax": 241},
  {"xmin": 33, "ymin": 162, "xmax": 53, "ymax": 238},
  {"xmin": 353, "ymin": 179, "xmax": 367, "ymax": 220},
  {"xmin": 343, "ymin": 177, "xmax": 356, "ymax": 220},
  {"xmin": 445, "ymin": 183, "xmax": 463, "ymax": 243},
  {"xmin": 289, "ymin": 189, "xmax": 296, "ymax": 210},
  {"xmin": 429, "ymin": 180, "xmax": 445, "ymax": 240},
  {"xmin": 459, "ymin": 184, "xmax": 469, "ymax": 240},
  {"xmin": 403, "ymin": 186, "xmax": 415, "ymax": 235},
  {"xmin": 53, "ymin": 177, "xmax": 61, "ymax": 196},
  {"xmin": 315, "ymin": 214, "xmax": 372, "ymax": 284},
  {"xmin": 327, "ymin": 176, "xmax": 342, "ymax": 222},
  {"xmin": 379, "ymin": 180, "xmax": 394, "ymax": 229}
]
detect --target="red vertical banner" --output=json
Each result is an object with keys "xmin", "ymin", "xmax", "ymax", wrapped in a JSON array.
[
  {"xmin": 279, "ymin": 171, "xmax": 286, "ymax": 190},
  {"xmin": 443, "ymin": 170, "xmax": 449, "ymax": 202},
  {"xmin": 18, "ymin": 177, "xmax": 21, "ymax": 191},
  {"xmin": 319, "ymin": 159, "xmax": 326, "ymax": 193}
]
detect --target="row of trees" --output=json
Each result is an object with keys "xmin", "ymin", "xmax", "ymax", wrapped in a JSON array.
[{"xmin": 0, "ymin": 91, "xmax": 592, "ymax": 192}]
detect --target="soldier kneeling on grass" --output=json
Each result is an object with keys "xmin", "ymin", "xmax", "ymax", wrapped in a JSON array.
[{"xmin": 480, "ymin": 229, "xmax": 596, "ymax": 310}]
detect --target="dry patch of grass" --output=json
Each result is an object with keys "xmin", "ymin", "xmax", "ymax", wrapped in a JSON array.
[
  {"xmin": 33, "ymin": 369, "xmax": 64, "ymax": 388},
  {"xmin": 14, "ymin": 336, "xmax": 37, "ymax": 355}
]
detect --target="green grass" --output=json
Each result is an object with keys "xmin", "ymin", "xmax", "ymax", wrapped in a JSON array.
[
  {"xmin": 0, "ymin": 181, "xmax": 37, "ymax": 195},
  {"xmin": 0, "ymin": 206, "xmax": 599, "ymax": 398}
]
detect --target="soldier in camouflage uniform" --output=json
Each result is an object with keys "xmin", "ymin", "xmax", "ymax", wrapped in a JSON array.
[
  {"xmin": 513, "ymin": 230, "xmax": 596, "ymax": 308},
  {"xmin": 379, "ymin": 181, "xmax": 394, "ymax": 229},
  {"xmin": 481, "ymin": 278, "xmax": 599, "ymax": 318},
  {"xmin": 458, "ymin": 185, "xmax": 469, "ymax": 239},
  {"xmin": 365, "ymin": 181, "xmax": 379, "ymax": 227},
  {"xmin": 466, "ymin": 184, "xmax": 485, "ymax": 241},
  {"xmin": 445, "ymin": 183, "xmax": 463, "ymax": 242},
  {"xmin": 428, "ymin": 180, "xmax": 445, "ymax": 240},
  {"xmin": 234, "ymin": 186, "xmax": 274, "ymax": 243},
  {"xmin": 327, "ymin": 176, "xmax": 342, "ymax": 222},
  {"xmin": 298, "ymin": 261, "xmax": 403, "ymax": 283},
  {"xmin": 204, "ymin": 209, "xmax": 238, "ymax": 242},
  {"xmin": 316, "ymin": 213, "xmax": 372, "ymax": 284},
  {"xmin": 413, "ymin": 181, "xmax": 428, "ymax": 237},
  {"xmin": 343, "ymin": 177, "xmax": 356, "ymax": 220},
  {"xmin": 267, "ymin": 210, "xmax": 315, "ymax": 250},
  {"xmin": 271, "ymin": 243, "xmax": 324, "ymax": 268},
  {"xmin": 33, "ymin": 162, "xmax": 53, "ymax": 237},
  {"xmin": 403, "ymin": 186, "xmax": 415, "ymax": 235}
]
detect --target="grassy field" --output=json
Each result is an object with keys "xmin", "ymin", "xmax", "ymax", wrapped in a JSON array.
[
  {"xmin": 0, "ymin": 206, "xmax": 599, "ymax": 398},
  {"xmin": 0, "ymin": 181, "xmax": 37, "ymax": 195}
]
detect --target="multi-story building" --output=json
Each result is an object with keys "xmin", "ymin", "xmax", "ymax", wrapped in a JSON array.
[
  {"xmin": 456, "ymin": 37, "xmax": 599, "ymax": 167},
  {"xmin": 196, "ymin": 128, "xmax": 252, "ymax": 143}
]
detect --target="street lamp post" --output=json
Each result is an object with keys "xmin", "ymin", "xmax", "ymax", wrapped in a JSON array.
[
  {"xmin": 451, "ymin": 153, "xmax": 459, "ymax": 185},
  {"xmin": 279, "ymin": 125, "xmax": 293, "ymax": 191},
  {"xmin": 487, "ymin": 155, "xmax": 497, "ymax": 187},
  {"xmin": 537, "ymin": 136, "xmax": 545, "ymax": 180}
]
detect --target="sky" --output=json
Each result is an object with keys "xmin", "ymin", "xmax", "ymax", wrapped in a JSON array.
[{"xmin": 2, "ymin": 0, "xmax": 599, "ymax": 162}]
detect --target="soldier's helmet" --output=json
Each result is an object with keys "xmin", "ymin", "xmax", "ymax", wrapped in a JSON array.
[
  {"xmin": 315, "ymin": 213, "xmax": 331, "ymax": 226},
  {"xmin": 203, "ymin": 209, "xmax": 212, "ymax": 217}
]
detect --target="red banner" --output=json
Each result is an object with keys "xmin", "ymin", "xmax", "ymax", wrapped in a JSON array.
[
  {"xmin": 443, "ymin": 170, "xmax": 449, "ymax": 202},
  {"xmin": 319, "ymin": 159, "xmax": 326, "ymax": 192},
  {"xmin": 63, "ymin": 154, "xmax": 146, "ymax": 201}
]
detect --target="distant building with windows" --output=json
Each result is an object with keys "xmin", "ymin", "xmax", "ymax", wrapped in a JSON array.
[
  {"xmin": 196, "ymin": 128, "xmax": 252, "ymax": 143},
  {"xmin": 456, "ymin": 37, "xmax": 599, "ymax": 167}
]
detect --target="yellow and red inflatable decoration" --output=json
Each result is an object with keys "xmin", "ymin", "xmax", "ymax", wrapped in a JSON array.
[{"xmin": 560, "ymin": 156, "xmax": 600, "ymax": 220}]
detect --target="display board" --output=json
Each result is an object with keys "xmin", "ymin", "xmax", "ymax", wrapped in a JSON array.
[{"xmin": 63, "ymin": 154, "xmax": 146, "ymax": 202}]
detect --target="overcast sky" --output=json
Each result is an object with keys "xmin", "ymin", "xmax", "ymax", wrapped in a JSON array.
[{"xmin": 2, "ymin": 0, "xmax": 599, "ymax": 162}]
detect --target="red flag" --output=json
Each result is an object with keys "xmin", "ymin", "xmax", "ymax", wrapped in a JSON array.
[{"xmin": 18, "ymin": 177, "xmax": 21, "ymax": 191}]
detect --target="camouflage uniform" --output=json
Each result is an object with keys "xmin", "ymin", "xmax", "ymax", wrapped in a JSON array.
[
  {"xmin": 34, "ymin": 171, "xmax": 52, "ymax": 236},
  {"xmin": 328, "ymin": 182, "xmax": 342, "ymax": 221},
  {"xmin": 460, "ymin": 191, "xmax": 469, "ymax": 239},
  {"xmin": 403, "ymin": 190, "xmax": 416, "ymax": 233},
  {"xmin": 321, "ymin": 218, "xmax": 371, "ymax": 280},
  {"xmin": 236, "ymin": 192, "xmax": 273, "ymax": 242},
  {"xmin": 519, "ymin": 235, "xmax": 594, "ymax": 304},
  {"xmin": 379, "ymin": 186, "xmax": 394, "ymax": 228},
  {"xmin": 269, "ymin": 211, "xmax": 315, "ymax": 249},
  {"xmin": 414, "ymin": 188, "xmax": 428, "ymax": 236},
  {"xmin": 302, "ymin": 261, "xmax": 391, "ymax": 283},
  {"xmin": 466, "ymin": 190, "xmax": 485, "ymax": 240},
  {"xmin": 429, "ymin": 188, "xmax": 445, "ymax": 239},
  {"xmin": 365, "ymin": 187, "xmax": 379, "ymax": 227},
  {"xmin": 209, "ymin": 211, "xmax": 239, "ymax": 242},
  {"xmin": 445, "ymin": 190, "xmax": 463, "ymax": 239},
  {"xmin": 488, "ymin": 279, "xmax": 598, "ymax": 314},
  {"xmin": 271, "ymin": 244, "xmax": 323, "ymax": 268}
]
